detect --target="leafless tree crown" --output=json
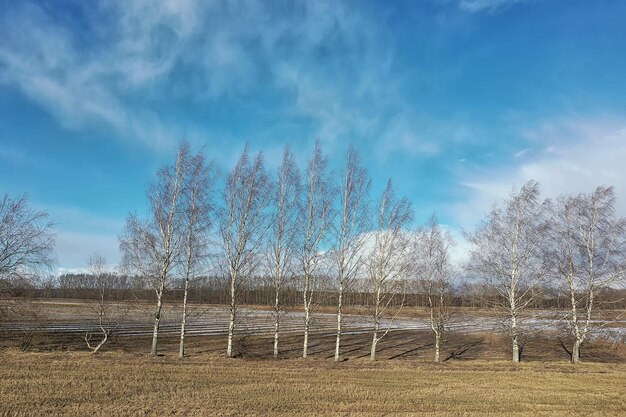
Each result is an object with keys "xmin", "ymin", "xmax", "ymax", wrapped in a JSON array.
[
  {"xmin": 219, "ymin": 145, "xmax": 272, "ymax": 357},
  {"xmin": 464, "ymin": 181, "xmax": 550, "ymax": 361},
  {"xmin": 0, "ymin": 194, "xmax": 56, "ymax": 282},
  {"xmin": 367, "ymin": 179, "xmax": 413, "ymax": 360},
  {"xmin": 546, "ymin": 186, "xmax": 626, "ymax": 362}
]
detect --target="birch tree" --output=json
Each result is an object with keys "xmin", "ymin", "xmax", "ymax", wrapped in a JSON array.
[
  {"xmin": 416, "ymin": 216, "xmax": 454, "ymax": 363},
  {"xmin": 333, "ymin": 146, "xmax": 371, "ymax": 361},
  {"xmin": 300, "ymin": 142, "xmax": 334, "ymax": 358},
  {"xmin": 83, "ymin": 254, "xmax": 127, "ymax": 354},
  {"xmin": 267, "ymin": 147, "xmax": 301, "ymax": 358},
  {"xmin": 219, "ymin": 146, "xmax": 271, "ymax": 358},
  {"xmin": 464, "ymin": 181, "xmax": 549, "ymax": 362},
  {"xmin": 368, "ymin": 179, "xmax": 413, "ymax": 361},
  {"xmin": 179, "ymin": 152, "xmax": 216, "ymax": 358},
  {"xmin": 547, "ymin": 187, "xmax": 626, "ymax": 363},
  {"xmin": 120, "ymin": 142, "xmax": 190, "ymax": 355}
]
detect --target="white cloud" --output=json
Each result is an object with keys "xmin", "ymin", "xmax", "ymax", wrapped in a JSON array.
[
  {"xmin": 377, "ymin": 116, "xmax": 440, "ymax": 158},
  {"xmin": 454, "ymin": 119, "xmax": 626, "ymax": 228},
  {"xmin": 376, "ymin": 114, "xmax": 471, "ymax": 160},
  {"xmin": 440, "ymin": 118, "xmax": 626, "ymax": 270},
  {"xmin": 459, "ymin": 0, "xmax": 535, "ymax": 13},
  {"xmin": 38, "ymin": 204, "xmax": 125, "ymax": 272},
  {"xmin": 514, "ymin": 148, "xmax": 529, "ymax": 158},
  {"xmin": 55, "ymin": 231, "xmax": 120, "ymax": 272},
  {"xmin": 0, "ymin": 10, "xmax": 119, "ymax": 128},
  {"xmin": 439, "ymin": 225, "xmax": 471, "ymax": 267},
  {"xmin": 0, "ymin": 0, "xmax": 257, "ymax": 151},
  {"xmin": 0, "ymin": 0, "xmax": 395, "ymax": 153}
]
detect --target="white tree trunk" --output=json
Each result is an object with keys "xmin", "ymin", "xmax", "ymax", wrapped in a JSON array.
[
  {"xmin": 510, "ymin": 285, "xmax": 520, "ymax": 363},
  {"xmin": 92, "ymin": 332, "xmax": 108, "ymax": 354},
  {"xmin": 85, "ymin": 329, "xmax": 109, "ymax": 355},
  {"xmin": 370, "ymin": 332, "xmax": 378, "ymax": 361},
  {"xmin": 572, "ymin": 339, "xmax": 581, "ymax": 363},
  {"xmin": 512, "ymin": 335, "xmax": 520, "ymax": 363},
  {"xmin": 434, "ymin": 331, "xmax": 440, "ymax": 363},
  {"xmin": 85, "ymin": 307, "xmax": 110, "ymax": 355},
  {"xmin": 334, "ymin": 283, "xmax": 343, "ymax": 362},
  {"xmin": 569, "ymin": 282, "xmax": 582, "ymax": 364},
  {"xmin": 227, "ymin": 276, "xmax": 236, "ymax": 357},
  {"xmin": 370, "ymin": 286, "xmax": 381, "ymax": 362},
  {"xmin": 179, "ymin": 275, "xmax": 190, "ymax": 358},
  {"xmin": 370, "ymin": 283, "xmax": 383, "ymax": 362},
  {"xmin": 151, "ymin": 292, "xmax": 163, "ymax": 356},
  {"xmin": 303, "ymin": 270, "xmax": 313, "ymax": 358},
  {"xmin": 303, "ymin": 304, "xmax": 310, "ymax": 358},
  {"xmin": 273, "ymin": 286, "xmax": 280, "ymax": 359}
]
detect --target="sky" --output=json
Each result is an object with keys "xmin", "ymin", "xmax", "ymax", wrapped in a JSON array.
[{"xmin": 1, "ymin": 0, "xmax": 625, "ymax": 273}]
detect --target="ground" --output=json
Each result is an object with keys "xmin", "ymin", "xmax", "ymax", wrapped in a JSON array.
[
  {"xmin": 0, "ymin": 350, "xmax": 625, "ymax": 416},
  {"xmin": 3, "ymin": 300, "xmax": 625, "ymax": 362},
  {"xmin": 1, "ymin": 301, "xmax": 625, "ymax": 415}
]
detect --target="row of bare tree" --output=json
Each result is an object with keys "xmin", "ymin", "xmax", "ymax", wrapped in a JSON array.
[
  {"xmin": 465, "ymin": 182, "xmax": 626, "ymax": 362},
  {"xmin": 1, "ymin": 142, "xmax": 625, "ymax": 363},
  {"xmin": 112, "ymin": 142, "xmax": 458, "ymax": 361},
  {"xmin": 114, "ymin": 142, "xmax": 626, "ymax": 363}
]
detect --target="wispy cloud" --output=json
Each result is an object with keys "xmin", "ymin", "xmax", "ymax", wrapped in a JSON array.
[
  {"xmin": 376, "ymin": 115, "xmax": 442, "ymax": 159},
  {"xmin": 0, "ymin": 0, "xmax": 399, "ymax": 153},
  {"xmin": 3, "ymin": 1, "xmax": 623, "ymax": 273},
  {"xmin": 0, "ymin": 7, "xmax": 115, "ymax": 124},
  {"xmin": 513, "ymin": 148, "xmax": 529, "ymax": 158},
  {"xmin": 453, "ymin": 118, "xmax": 626, "ymax": 227},
  {"xmin": 458, "ymin": 0, "xmax": 536, "ymax": 13},
  {"xmin": 0, "ymin": 0, "xmax": 477, "ymax": 163}
]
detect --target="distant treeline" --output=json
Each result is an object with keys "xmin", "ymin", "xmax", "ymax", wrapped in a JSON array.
[{"xmin": 5, "ymin": 274, "xmax": 625, "ymax": 310}]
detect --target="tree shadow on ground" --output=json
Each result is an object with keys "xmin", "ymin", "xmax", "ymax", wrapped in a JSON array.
[{"xmin": 443, "ymin": 341, "xmax": 483, "ymax": 361}]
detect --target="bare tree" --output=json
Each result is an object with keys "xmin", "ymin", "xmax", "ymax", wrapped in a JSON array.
[
  {"xmin": 219, "ymin": 146, "xmax": 271, "ymax": 358},
  {"xmin": 0, "ymin": 275, "xmax": 49, "ymax": 352},
  {"xmin": 0, "ymin": 194, "xmax": 56, "ymax": 283},
  {"xmin": 179, "ymin": 151, "xmax": 216, "ymax": 358},
  {"xmin": 464, "ymin": 181, "xmax": 549, "ymax": 362},
  {"xmin": 547, "ymin": 187, "xmax": 626, "ymax": 363},
  {"xmin": 120, "ymin": 143, "xmax": 190, "ymax": 355},
  {"xmin": 368, "ymin": 179, "xmax": 413, "ymax": 361},
  {"xmin": 300, "ymin": 142, "xmax": 334, "ymax": 358},
  {"xmin": 0, "ymin": 194, "xmax": 55, "ymax": 345},
  {"xmin": 267, "ymin": 147, "xmax": 301, "ymax": 358},
  {"xmin": 83, "ymin": 254, "xmax": 127, "ymax": 354},
  {"xmin": 333, "ymin": 146, "xmax": 371, "ymax": 361},
  {"xmin": 416, "ymin": 216, "xmax": 454, "ymax": 363}
]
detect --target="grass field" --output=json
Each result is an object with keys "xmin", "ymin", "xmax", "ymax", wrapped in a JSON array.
[
  {"xmin": 4, "ymin": 300, "xmax": 625, "ymax": 363},
  {"xmin": 1, "ymin": 350, "xmax": 625, "ymax": 416},
  {"xmin": 2, "ymin": 301, "xmax": 625, "ymax": 415}
]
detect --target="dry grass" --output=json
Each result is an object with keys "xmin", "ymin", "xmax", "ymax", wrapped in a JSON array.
[
  {"xmin": 2, "ymin": 302, "xmax": 624, "ymax": 415},
  {"xmin": 6, "ymin": 328, "xmax": 625, "ymax": 365},
  {"xmin": 1, "ymin": 350, "xmax": 625, "ymax": 416}
]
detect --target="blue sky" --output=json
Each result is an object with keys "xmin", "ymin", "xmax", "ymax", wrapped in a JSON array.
[{"xmin": 1, "ymin": 0, "xmax": 625, "ymax": 271}]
